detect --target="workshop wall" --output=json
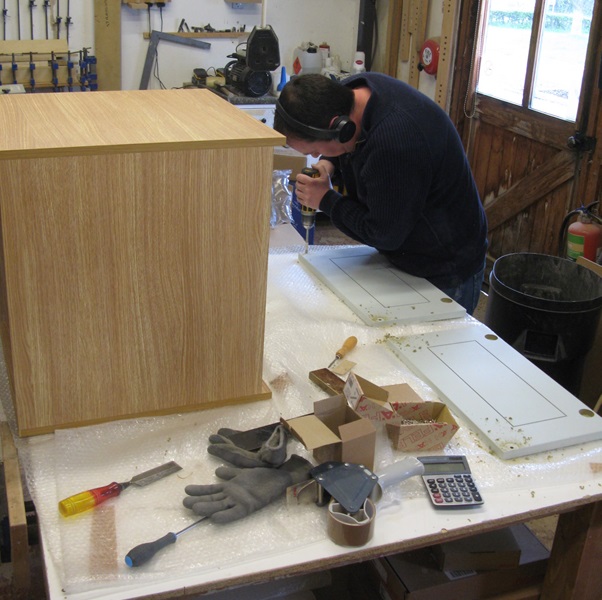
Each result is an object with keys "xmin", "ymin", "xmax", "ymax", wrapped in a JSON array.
[
  {"xmin": 120, "ymin": 0, "xmax": 360, "ymax": 91},
  {"xmin": 1, "ymin": 1, "xmax": 454, "ymax": 99}
]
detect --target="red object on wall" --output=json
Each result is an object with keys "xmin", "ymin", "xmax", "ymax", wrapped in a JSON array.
[{"xmin": 418, "ymin": 38, "xmax": 440, "ymax": 75}]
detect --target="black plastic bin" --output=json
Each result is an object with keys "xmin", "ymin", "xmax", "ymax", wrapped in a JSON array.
[{"xmin": 484, "ymin": 253, "xmax": 602, "ymax": 395}]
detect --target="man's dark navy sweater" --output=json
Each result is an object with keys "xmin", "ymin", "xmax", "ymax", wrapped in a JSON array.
[{"xmin": 319, "ymin": 73, "xmax": 488, "ymax": 289}]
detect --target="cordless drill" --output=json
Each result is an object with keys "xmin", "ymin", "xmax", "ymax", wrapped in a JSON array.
[{"xmin": 299, "ymin": 167, "xmax": 319, "ymax": 254}]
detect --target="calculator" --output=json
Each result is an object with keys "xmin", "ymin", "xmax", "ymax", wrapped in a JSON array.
[{"xmin": 417, "ymin": 455, "xmax": 484, "ymax": 509}]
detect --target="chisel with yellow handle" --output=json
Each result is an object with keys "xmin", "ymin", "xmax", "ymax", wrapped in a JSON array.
[
  {"xmin": 58, "ymin": 461, "xmax": 182, "ymax": 517},
  {"xmin": 328, "ymin": 336, "xmax": 358, "ymax": 369}
]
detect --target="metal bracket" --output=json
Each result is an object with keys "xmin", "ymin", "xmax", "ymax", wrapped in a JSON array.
[
  {"xmin": 139, "ymin": 30, "xmax": 211, "ymax": 90},
  {"xmin": 567, "ymin": 131, "xmax": 596, "ymax": 153}
]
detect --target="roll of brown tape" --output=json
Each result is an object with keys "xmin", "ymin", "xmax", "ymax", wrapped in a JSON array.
[{"xmin": 326, "ymin": 498, "xmax": 376, "ymax": 547}]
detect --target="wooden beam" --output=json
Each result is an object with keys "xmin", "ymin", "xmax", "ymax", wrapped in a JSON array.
[
  {"xmin": 0, "ymin": 39, "xmax": 68, "ymax": 55},
  {"xmin": 435, "ymin": 0, "xmax": 460, "ymax": 111},
  {"xmin": 485, "ymin": 150, "xmax": 576, "ymax": 230},
  {"xmin": 541, "ymin": 501, "xmax": 602, "ymax": 599},
  {"xmin": 94, "ymin": 0, "xmax": 122, "ymax": 90},
  {"xmin": 477, "ymin": 96, "xmax": 574, "ymax": 149},
  {"xmin": 408, "ymin": 0, "xmax": 428, "ymax": 88},
  {"xmin": 0, "ymin": 422, "xmax": 29, "ymax": 596},
  {"xmin": 384, "ymin": 0, "xmax": 404, "ymax": 77},
  {"xmin": 523, "ymin": 0, "xmax": 546, "ymax": 108},
  {"xmin": 400, "ymin": 0, "xmax": 411, "ymax": 61}
]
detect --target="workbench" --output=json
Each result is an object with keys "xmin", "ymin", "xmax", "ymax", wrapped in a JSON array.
[{"xmin": 3, "ymin": 245, "xmax": 601, "ymax": 600}]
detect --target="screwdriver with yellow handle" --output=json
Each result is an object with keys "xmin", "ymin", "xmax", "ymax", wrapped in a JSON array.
[
  {"xmin": 328, "ymin": 336, "xmax": 358, "ymax": 369},
  {"xmin": 58, "ymin": 461, "xmax": 182, "ymax": 517},
  {"xmin": 299, "ymin": 167, "xmax": 319, "ymax": 255}
]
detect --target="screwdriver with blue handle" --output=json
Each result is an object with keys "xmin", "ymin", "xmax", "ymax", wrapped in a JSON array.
[
  {"xmin": 125, "ymin": 517, "xmax": 207, "ymax": 567},
  {"xmin": 299, "ymin": 167, "xmax": 319, "ymax": 254}
]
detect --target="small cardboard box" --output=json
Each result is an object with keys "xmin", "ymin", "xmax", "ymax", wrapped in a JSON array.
[
  {"xmin": 273, "ymin": 147, "xmax": 308, "ymax": 180},
  {"xmin": 345, "ymin": 373, "xmax": 395, "ymax": 421},
  {"xmin": 344, "ymin": 373, "xmax": 459, "ymax": 451},
  {"xmin": 282, "ymin": 395, "xmax": 376, "ymax": 470},
  {"xmin": 385, "ymin": 401, "xmax": 459, "ymax": 452}
]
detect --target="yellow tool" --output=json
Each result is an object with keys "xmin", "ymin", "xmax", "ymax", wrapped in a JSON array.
[
  {"xmin": 299, "ymin": 167, "xmax": 319, "ymax": 254},
  {"xmin": 58, "ymin": 461, "xmax": 182, "ymax": 517},
  {"xmin": 328, "ymin": 336, "xmax": 358, "ymax": 369}
]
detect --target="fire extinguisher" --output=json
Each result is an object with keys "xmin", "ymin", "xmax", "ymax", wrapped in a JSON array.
[
  {"xmin": 559, "ymin": 202, "xmax": 602, "ymax": 263},
  {"xmin": 418, "ymin": 38, "xmax": 440, "ymax": 75}
]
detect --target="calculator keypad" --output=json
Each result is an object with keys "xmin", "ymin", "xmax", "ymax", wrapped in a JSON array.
[{"xmin": 423, "ymin": 474, "xmax": 483, "ymax": 508}]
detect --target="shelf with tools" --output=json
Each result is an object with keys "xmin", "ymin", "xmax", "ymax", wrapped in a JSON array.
[{"xmin": 123, "ymin": 0, "xmax": 172, "ymax": 9}]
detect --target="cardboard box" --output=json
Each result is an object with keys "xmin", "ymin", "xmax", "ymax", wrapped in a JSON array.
[
  {"xmin": 370, "ymin": 524, "xmax": 548, "ymax": 600},
  {"xmin": 344, "ymin": 373, "xmax": 459, "ymax": 451},
  {"xmin": 385, "ymin": 401, "xmax": 459, "ymax": 452},
  {"xmin": 345, "ymin": 373, "xmax": 395, "ymax": 421},
  {"xmin": 273, "ymin": 147, "xmax": 308, "ymax": 180},
  {"xmin": 282, "ymin": 395, "xmax": 376, "ymax": 470},
  {"xmin": 433, "ymin": 528, "xmax": 522, "ymax": 571}
]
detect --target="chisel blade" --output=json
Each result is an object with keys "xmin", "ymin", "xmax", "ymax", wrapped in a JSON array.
[{"xmin": 130, "ymin": 461, "xmax": 182, "ymax": 487}]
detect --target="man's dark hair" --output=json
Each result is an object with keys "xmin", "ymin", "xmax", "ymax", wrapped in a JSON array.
[{"xmin": 274, "ymin": 74, "xmax": 355, "ymax": 141}]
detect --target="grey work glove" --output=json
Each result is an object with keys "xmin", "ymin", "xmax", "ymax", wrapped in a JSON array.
[
  {"xmin": 183, "ymin": 454, "xmax": 312, "ymax": 524},
  {"xmin": 207, "ymin": 425, "xmax": 288, "ymax": 468}
]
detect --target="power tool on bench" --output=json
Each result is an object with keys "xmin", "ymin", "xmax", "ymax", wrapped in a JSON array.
[{"xmin": 300, "ymin": 167, "xmax": 319, "ymax": 254}]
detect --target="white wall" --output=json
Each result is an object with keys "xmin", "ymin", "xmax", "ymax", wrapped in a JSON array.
[
  {"xmin": 2, "ymin": 1, "xmax": 456, "ymax": 101},
  {"xmin": 1, "ymin": 2, "xmax": 92, "ymax": 52},
  {"xmin": 2, "ymin": 1, "xmax": 360, "ymax": 91},
  {"xmin": 122, "ymin": 0, "xmax": 360, "ymax": 91},
  {"xmin": 0, "ymin": 0, "xmax": 360, "ymax": 89}
]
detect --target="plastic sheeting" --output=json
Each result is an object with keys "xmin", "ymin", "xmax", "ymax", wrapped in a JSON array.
[{"xmin": 2, "ymin": 246, "xmax": 601, "ymax": 596}]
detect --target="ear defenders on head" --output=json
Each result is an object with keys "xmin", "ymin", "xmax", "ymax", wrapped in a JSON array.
[{"xmin": 275, "ymin": 100, "xmax": 356, "ymax": 143}]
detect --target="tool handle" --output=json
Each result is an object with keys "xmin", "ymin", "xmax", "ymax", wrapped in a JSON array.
[
  {"xmin": 300, "ymin": 168, "xmax": 319, "ymax": 214},
  {"xmin": 376, "ymin": 457, "xmax": 425, "ymax": 489},
  {"xmin": 125, "ymin": 532, "xmax": 177, "ymax": 568},
  {"xmin": 371, "ymin": 457, "xmax": 425, "ymax": 503},
  {"xmin": 58, "ymin": 482, "xmax": 123, "ymax": 517},
  {"xmin": 336, "ymin": 336, "xmax": 357, "ymax": 359},
  {"xmin": 301, "ymin": 167, "xmax": 320, "ymax": 178}
]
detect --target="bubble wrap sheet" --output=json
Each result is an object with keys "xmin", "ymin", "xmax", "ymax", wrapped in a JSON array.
[{"xmin": 3, "ymin": 247, "xmax": 602, "ymax": 597}]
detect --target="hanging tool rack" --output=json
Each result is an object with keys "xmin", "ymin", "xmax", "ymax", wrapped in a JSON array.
[
  {"xmin": 0, "ymin": 0, "xmax": 96, "ymax": 91},
  {"xmin": 123, "ymin": 0, "xmax": 171, "ymax": 9},
  {"xmin": 0, "ymin": 44, "xmax": 96, "ymax": 91}
]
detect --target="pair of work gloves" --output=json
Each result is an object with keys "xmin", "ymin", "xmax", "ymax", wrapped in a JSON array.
[{"xmin": 183, "ymin": 425, "xmax": 312, "ymax": 524}]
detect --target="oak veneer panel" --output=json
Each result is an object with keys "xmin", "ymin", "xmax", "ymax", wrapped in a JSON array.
[{"xmin": 0, "ymin": 89, "xmax": 284, "ymax": 436}]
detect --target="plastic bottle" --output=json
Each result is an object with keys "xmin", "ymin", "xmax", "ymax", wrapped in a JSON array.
[
  {"xmin": 321, "ymin": 57, "xmax": 340, "ymax": 81},
  {"xmin": 276, "ymin": 66, "xmax": 287, "ymax": 94},
  {"xmin": 302, "ymin": 46, "xmax": 322, "ymax": 74},
  {"xmin": 293, "ymin": 44, "xmax": 306, "ymax": 75},
  {"xmin": 352, "ymin": 51, "xmax": 366, "ymax": 74},
  {"xmin": 567, "ymin": 212, "xmax": 602, "ymax": 263},
  {"xmin": 331, "ymin": 54, "xmax": 342, "ymax": 73},
  {"xmin": 318, "ymin": 42, "xmax": 330, "ymax": 67}
]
